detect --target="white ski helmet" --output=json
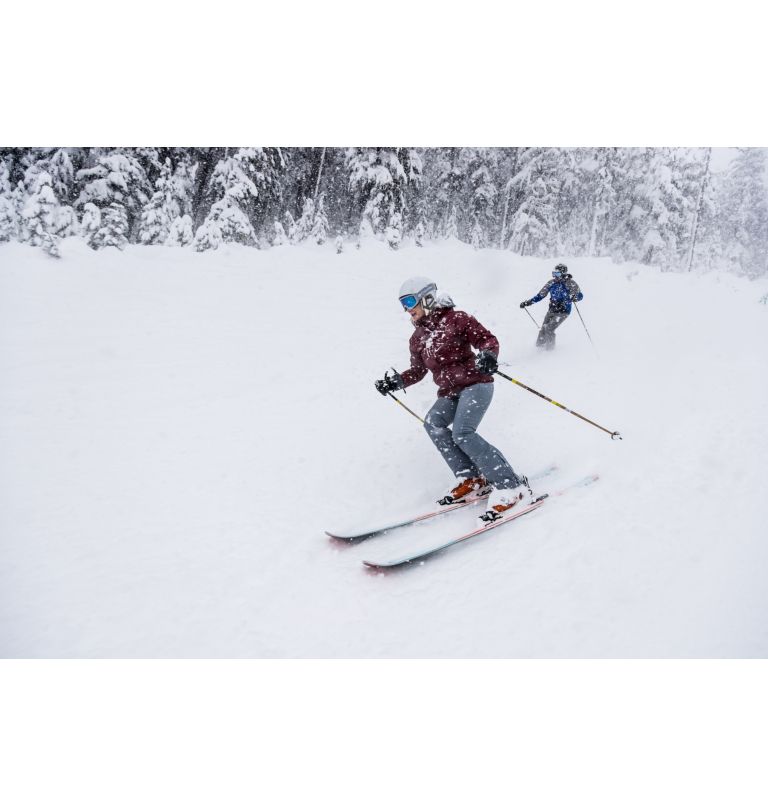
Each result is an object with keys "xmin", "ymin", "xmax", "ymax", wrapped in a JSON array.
[{"xmin": 398, "ymin": 276, "xmax": 437, "ymax": 311}]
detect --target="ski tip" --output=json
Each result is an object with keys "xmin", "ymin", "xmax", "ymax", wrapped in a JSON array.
[
  {"xmin": 363, "ymin": 557, "xmax": 415, "ymax": 570},
  {"xmin": 325, "ymin": 530, "xmax": 360, "ymax": 541},
  {"xmin": 363, "ymin": 560, "xmax": 391, "ymax": 570}
]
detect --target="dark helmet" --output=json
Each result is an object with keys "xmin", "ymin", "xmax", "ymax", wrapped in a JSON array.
[{"xmin": 552, "ymin": 263, "xmax": 568, "ymax": 279}]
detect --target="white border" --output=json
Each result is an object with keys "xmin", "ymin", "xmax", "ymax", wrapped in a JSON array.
[
  {"xmin": 1, "ymin": 661, "xmax": 767, "ymax": 805},
  {"xmin": 2, "ymin": 1, "xmax": 765, "ymax": 145}
]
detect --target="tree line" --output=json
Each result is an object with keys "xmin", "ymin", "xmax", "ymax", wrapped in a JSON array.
[{"xmin": 1, "ymin": 147, "xmax": 766, "ymax": 276}]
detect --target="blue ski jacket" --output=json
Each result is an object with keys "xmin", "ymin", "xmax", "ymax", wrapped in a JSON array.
[{"xmin": 526, "ymin": 276, "xmax": 583, "ymax": 314}]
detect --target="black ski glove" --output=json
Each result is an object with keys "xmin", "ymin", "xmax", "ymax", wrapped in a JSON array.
[
  {"xmin": 520, "ymin": 300, "xmax": 532, "ymax": 308},
  {"xmin": 375, "ymin": 370, "xmax": 404, "ymax": 396},
  {"xmin": 475, "ymin": 350, "xmax": 498, "ymax": 374}
]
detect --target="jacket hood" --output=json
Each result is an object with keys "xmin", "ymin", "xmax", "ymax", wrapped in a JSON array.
[{"xmin": 432, "ymin": 290, "xmax": 455, "ymax": 309}]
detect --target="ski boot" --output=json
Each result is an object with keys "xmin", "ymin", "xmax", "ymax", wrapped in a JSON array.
[
  {"xmin": 479, "ymin": 476, "xmax": 533, "ymax": 523},
  {"xmin": 437, "ymin": 476, "xmax": 491, "ymax": 506}
]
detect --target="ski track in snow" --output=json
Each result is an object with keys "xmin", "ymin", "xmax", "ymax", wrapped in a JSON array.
[{"xmin": 1, "ymin": 239, "xmax": 767, "ymax": 657}]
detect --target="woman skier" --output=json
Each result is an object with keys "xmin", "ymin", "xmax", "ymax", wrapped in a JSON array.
[
  {"xmin": 520, "ymin": 263, "xmax": 583, "ymax": 350},
  {"xmin": 375, "ymin": 277, "xmax": 532, "ymax": 520}
]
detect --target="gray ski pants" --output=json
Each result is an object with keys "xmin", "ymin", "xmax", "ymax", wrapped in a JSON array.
[
  {"xmin": 423, "ymin": 382, "xmax": 522, "ymax": 490},
  {"xmin": 536, "ymin": 308, "xmax": 569, "ymax": 350}
]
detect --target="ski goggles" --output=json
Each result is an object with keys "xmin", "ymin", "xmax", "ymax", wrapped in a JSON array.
[{"xmin": 399, "ymin": 294, "xmax": 420, "ymax": 310}]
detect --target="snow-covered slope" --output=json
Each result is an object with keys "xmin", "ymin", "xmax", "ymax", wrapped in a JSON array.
[{"xmin": 1, "ymin": 239, "xmax": 766, "ymax": 657}]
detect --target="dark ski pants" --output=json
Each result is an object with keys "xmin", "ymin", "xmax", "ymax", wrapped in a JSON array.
[
  {"xmin": 537, "ymin": 308, "xmax": 570, "ymax": 350},
  {"xmin": 424, "ymin": 382, "xmax": 522, "ymax": 490}
]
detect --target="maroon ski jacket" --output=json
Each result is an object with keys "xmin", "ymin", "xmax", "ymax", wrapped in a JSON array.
[{"xmin": 399, "ymin": 308, "xmax": 499, "ymax": 398}]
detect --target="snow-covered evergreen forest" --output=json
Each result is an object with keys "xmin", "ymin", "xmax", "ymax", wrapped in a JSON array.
[{"xmin": 1, "ymin": 147, "xmax": 766, "ymax": 277}]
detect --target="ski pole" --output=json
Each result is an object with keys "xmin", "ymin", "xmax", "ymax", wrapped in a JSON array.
[
  {"xmin": 573, "ymin": 301, "xmax": 595, "ymax": 348},
  {"xmin": 386, "ymin": 391, "xmax": 424, "ymax": 424},
  {"xmin": 523, "ymin": 307, "xmax": 540, "ymax": 329},
  {"xmin": 382, "ymin": 368, "xmax": 425, "ymax": 424},
  {"xmin": 494, "ymin": 370, "xmax": 622, "ymax": 440}
]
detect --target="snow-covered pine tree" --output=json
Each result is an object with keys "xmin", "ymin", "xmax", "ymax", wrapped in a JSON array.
[
  {"xmin": 130, "ymin": 147, "xmax": 163, "ymax": 185},
  {"xmin": 18, "ymin": 150, "xmax": 50, "ymax": 194},
  {"xmin": 363, "ymin": 192, "xmax": 387, "ymax": 234},
  {"xmin": 284, "ymin": 211, "xmax": 297, "ymax": 244},
  {"xmin": 597, "ymin": 148, "xmax": 637, "ymax": 261},
  {"xmin": 204, "ymin": 148, "xmax": 282, "ymax": 243},
  {"xmin": 46, "ymin": 148, "xmax": 78, "ymax": 204},
  {"xmin": 683, "ymin": 148, "xmax": 711, "ymax": 271},
  {"xmin": 415, "ymin": 220, "xmax": 425, "ymax": 247},
  {"xmin": 272, "ymin": 220, "xmax": 288, "ymax": 246},
  {"xmin": 688, "ymin": 159, "xmax": 721, "ymax": 271},
  {"xmin": 80, "ymin": 203, "xmax": 101, "ymax": 249},
  {"xmin": 0, "ymin": 161, "xmax": 18, "ymax": 241},
  {"xmin": 508, "ymin": 176, "xmax": 558, "ymax": 256},
  {"xmin": 171, "ymin": 157, "xmax": 198, "ymax": 219},
  {"xmin": 41, "ymin": 232, "xmax": 61, "ymax": 259},
  {"xmin": 647, "ymin": 149, "xmax": 694, "ymax": 269},
  {"xmin": 717, "ymin": 148, "xmax": 768, "ymax": 277},
  {"xmin": 197, "ymin": 151, "xmax": 260, "ymax": 247},
  {"xmin": 345, "ymin": 148, "xmax": 421, "ymax": 238},
  {"xmin": 294, "ymin": 197, "xmax": 315, "ymax": 242},
  {"xmin": 139, "ymin": 159, "xmax": 180, "ymax": 245},
  {"xmin": 610, "ymin": 149, "xmax": 692, "ymax": 270},
  {"xmin": 193, "ymin": 208, "xmax": 223, "ymax": 251},
  {"xmin": 280, "ymin": 149, "xmax": 322, "ymax": 228},
  {"xmin": 167, "ymin": 215, "xmax": 194, "ymax": 247},
  {"xmin": 335, "ymin": 234, "xmax": 344, "ymax": 254},
  {"xmin": 397, "ymin": 148, "xmax": 424, "ymax": 234},
  {"xmin": 55, "ymin": 206, "xmax": 79, "ymax": 238},
  {"xmin": 467, "ymin": 150, "xmax": 497, "ymax": 246},
  {"xmin": 357, "ymin": 215, "xmax": 374, "ymax": 248},
  {"xmin": 407, "ymin": 152, "xmax": 433, "ymax": 235},
  {"xmin": 548, "ymin": 150, "xmax": 581, "ymax": 254},
  {"xmin": 506, "ymin": 148, "xmax": 561, "ymax": 256},
  {"xmin": 0, "ymin": 196, "xmax": 16, "ymax": 241},
  {"xmin": 92, "ymin": 202, "xmax": 129, "ymax": 249},
  {"xmin": 76, "ymin": 151, "xmax": 152, "ymax": 241},
  {"xmin": 582, "ymin": 148, "xmax": 618, "ymax": 256},
  {"xmin": 311, "ymin": 194, "xmax": 329, "ymax": 244},
  {"xmin": 246, "ymin": 147, "xmax": 284, "ymax": 232},
  {"xmin": 417, "ymin": 148, "xmax": 499, "ymax": 245},
  {"xmin": 445, "ymin": 205, "xmax": 459, "ymax": 240},
  {"xmin": 10, "ymin": 181, "xmax": 26, "ymax": 230},
  {"xmin": 0, "ymin": 159, "xmax": 11, "ymax": 195},
  {"xmin": 139, "ymin": 195, "xmax": 170, "ymax": 245},
  {"xmin": 419, "ymin": 148, "xmax": 461, "ymax": 240},
  {"xmin": 386, "ymin": 209, "xmax": 403, "ymax": 249},
  {"xmin": 21, "ymin": 171, "xmax": 60, "ymax": 246},
  {"xmin": 606, "ymin": 148, "xmax": 682, "ymax": 268},
  {"xmin": 470, "ymin": 217, "xmax": 486, "ymax": 249},
  {"xmin": 19, "ymin": 148, "xmax": 81, "ymax": 208}
]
